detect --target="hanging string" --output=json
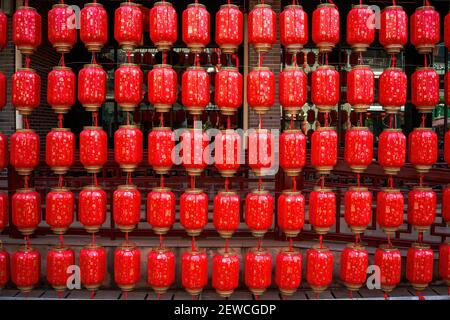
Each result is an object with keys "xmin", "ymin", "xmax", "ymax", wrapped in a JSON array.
[
  {"xmin": 293, "ymin": 53, "xmax": 297, "ymax": 67},
  {"xmin": 125, "ymin": 232, "xmax": 129, "ymax": 244},
  {"xmin": 425, "ymin": 0, "xmax": 430, "ymax": 7},
  {"xmin": 424, "ymin": 54, "xmax": 428, "ymax": 68},
  {"xmin": 25, "ymin": 57, "xmax": 30, "ymax": 68},
  {"xmin": 290, "ymin": 114, "xmax": 294, "ymax": 130},
  {"xmin": 123, "ymin": 292, "xmax": 128, "ymax": 300},
  {"xmin": 355, "ymin": 234, "xmax": 359, "ymax": 245},
  {"xmin": 58, "ymin": 114, "xmax": 64, "ymax": 128},
  {"xmin": 92, "ymin": 52, "xmax": 97, "ymax": 64},
  {"xmin": 58, "ymin": 175, "xmax": 63, "ymax": 188},
  {"xmin": 191, "ymin": 236, "xmax": 196, "ymax": 251},
  {"xmin": 90, "ymin": 291, "xmax": 95, "ymax": 299},
  {"xmin": 163, "ymin": 52, "xmax": 167, "ymax": 65},
  {"xmin": 159, "ymin": 234, "xmax": 164, "ymax": 248},
  {"xmin": 127, "ymin": 51, "xmax": 131, "ymax": 64},
  {"xmin": 225, "ymin": 238, "xmax": 229, "ymax": 253},
  {"xmin": 160, "ymin": 112, "xmax": 164, "ymax": 127},
  {"xmin": 418, "ymin": 232, "xmax": 423, "ymax": 244},
  {"xmin": 257, "ymin": 237, "xmax": 262, "ymax": 250},
  {"xmin": 258, "ymin": 52, "xmax": 263, "ymax": 68},
  {"xmin": 227, "ymin": 116, "xmax": 231, "ymax": 130},
  {"xmin": 389, "ymin": 114, "xmax": 394, "ymax": 129},
  {"xmin": 325, "ymin": 53, "xmax": 329, "ymax": 66},
  {"xmin": 24, "ymin": 0, "xmax": 29, "ymax": 7},
  {"xmin": 359, "ymin": 52, "xmax": 363, "ymax": 65},
  {"xmin": 157, "ymin": 293, "xmax": 161, "ymax": 300},
  {"xmin": 292, "ymin": 177, "xmax": 297, "ymax": 192},
  {"xmin": 91, "ymin": 233, "xmax": 96, "ymax": 246},
  {"xmin": 258, "ymin": 114, "xmax": 262, "ymax": 130},
  {"xmin": 384, "ymin": 292, "xmax": 389, "ymax": 300},
  {"xmin": 258, "ymin": 177, "xmax": 262, "ymax": 191},
  {"xmin": 93, "ymin": 173, "xmax": 98, "ymax": 187},
  {"xmin": 61, "ymin": 53, "xmax": 65, "ymax": 67},
  {"xmin": 320, "ymin": 175, "xmax": 325, "ymax": 189},
  {"xmin": 348, "ymin": 290, "xmax": 353, "ymax": 299},
  {"xmin": 195, "ymin": 53, "xmax": 199, "ymax": 67},
  {"xmin": 24, "ymin": 115, "xmax": 30, "ymax": 130},
  {"xmin": 421, "ymin": 114, "xmax": 425, "ymax": 128},
  {"xmin": 160, "ymin": 175, "xmax": 165, "ymax": 188},
  {"xmin": 24, "ymin": 175, "xmax": 29, "ymax": 189},
  {"xmin": 190, "ymin": 176, "xmax": 195, "ymax": 189},
  {"xmin": 417, "ymin": 291, "xmax": 425, "ymax": 300},
  {"xmin": 392, "ymin": 0, "xmax": 396, "ymax": 6},
  {"xmin": 324, "ymin": 112, "xmax": 329, "ymax": 127},
  {"xmin": 388, "ymin": 175, "xmax": 393, "ymax": 189},
  {"xmin": 57, "ymin": 291, "xmax": 63, "ymax": 299},
  {"xmin": 225, "ymin": 178, "xmax": 229, "ymax": 191},
  {"xmin": 419, "ymin": 174, "xmax": 423, "ymax": 187},
  {"xmin": 359, "ymin": 0, "xmax": 362, "ymax": 6},
  {"xmin": 391, "ymin": 54, "xmax": 396, "ymax": 68},
  {"xmin": 315, "ymin": 293, "xmax": 319, "ymax": 300},
  {"xmin": 59, "ymin": 234, "xmax": 65, "ymax": 247},
  {"xmin": 289, "ymin": 238, "xmax": 293, "ymax": 251},
  {"xmin": 232, "ymin": 54, "xmax": 239, "ymax": 69},
  {"xmin": 319, "ymin": 235, "xmax": 323, "ymax": 249},
  {"xmin": 359, "ymin": 113, "xmax": 363, "ymax": 127},
  {"xmin": 356, "ymin": 173, "xmax": 361, "ymax": 188},
  {"xmin": 93, "ymin": 112, "xmax": 98, "ymax": 127},
  {"xmin": 24, "ymin": 235, "xmax": 30, "ymax": 249},
  {"xmin": 387, "ymin": 234, "xmax": 392, "ymax": 248}
]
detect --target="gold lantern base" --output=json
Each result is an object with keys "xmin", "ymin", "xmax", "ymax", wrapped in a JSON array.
[
  {"xmin": 16, "ymin": 168, "xmax": 33, "ymax": 176},
  {"xmin": 220, "ymin": 107, "xmax": 238, "ymax": 116},
  {"xmin": 385, "ymin": 44, "xmax": 403, "ymax": 55},
  {"xmin": 384, "ymin": 167, "xmax": 401, "ymax": 175},
  {"xmin": 186, "ymin": 288, "xmax": 203, "ymax": 296},
  {"xmin": 286, "ymin": 44, "xmax": 303, "ymax": 54},
  {"xmin": 155, "ymin": 41, "xmax": 173, "ymax": 52},
  {"xmin": 18, "ymin": 46, "xmax": 36, "ymax": 56},
  {"xmin": 85, "ymin": 42, "xmax": 103, "ymax": 53},
  {"xmin": 18, "ymin": 286, "xmax": 34, "ymax": 294},
  {"xmin": 119, "ymin": 284, "xmax": 135, "ymax": 292},
  {"xmin": 351, "ymin": 226, "xmax": 367, "ymax": 235},
  {"xmin": 317, "ymin": 42, "xmax": 335, "ymax": 53},
  {"xmin": 415, "ymin": 106, "xmax": 434, "ymax": 114},
  {"xmin": 118, "ymin": 225, "xmax": 136, "ymax": 233},
  {"xmin": 216, "ymin": 289, "xmax": 234, "ymax": 298},
  {"xmin": 84, "ymin": 225, "xmax": 101, "ymax": 234},
  {"xmin": 382, "ymin": 227, "xmax": 398, "ymax": 235},
  {"xmin": 351, "ymin": 44, "xmax": 369, "ymax": 53},
  {"xmin": 414, "ymin": 165, "xmax": 431, "ymax": 174},
  {"xmin": 352, "ymin": 104, "xmax": 370, "ymax": 113},
  {"xmin": 284, "ymin": 168, "xmax": 301, "ymax": 177},
  {"xmin": 52, "ymin": 105, "xmax": 71, "ymax": 114},
  {"xmin": 317, "ymin": 106, "xmax": 335, "ymax": 113},
  {"xmin": 52, "ymin": 166, "xmax": 69, "ymax": 175},
  {"xmin": 344, "ymin": 282, "xmax": 363, "ymax": 292},
  {"xmin": 188, "ymin": 44, "xmax": 205, "ymax": 53},
  {"xmin": 120, "ymin": 164, "xmax": 137, "ymax": 173},
  {"xmin": 310, "ymin": 285, "xmax": 328, "ymax": 294},
  {"xmin": 83, "ymin": 104, "xmax": 102, "ymax": 112},
  {"xmin": 284, "ymin": 230, "xmax": 300, "ymax": 238},
  {"xmin": 314, "ymin": 166, "xmax": 333, "ymax": 175},
  {"xmin": 283, "ymin": 107, "xmax": 301, "ymax": 116},
  {"xmin": 251, "ymin": 106, "xmax": 270, "ymax": 115},
  {"xmin": 120, "ymin": 42, "xmax": 138, "ymax": 52},
  {"xmin": 186, "ymin": 229, "xmax": 202, "ymax": 237},
  {"xmin": 416, "ymin": 44, "xmax": 435, "ymax": 55},
  {"xmin": 154, "ymin": 104, "xmax": 172, "ymax": 113},
  {"xmin": 119, "ymin": 103, "xmax": 137, "ymax": 112},
  {"xmin": 253, "ymin": 43, "xmax": 272, "ymax": 53},
  {"xmin": 52, "ymin": 285, "xmax": 67, "ymax": 293},
  {"xmin": 153, "ymin": 286, "xmax": 169, "ymax": 295},
  {"xmin": 251, "ymin": 230, "xmax": 267, "ymax": 238},
  {"xmin": 19, "ymin": 228, "xmax": 36, "ymax": 236},
  {"xmin": 51, "ymin": 227, "xmax": 68, "ymax": 235},
  {"xmin": 313, "ymin": 227, "xmax": 330, "ymax": 235},
  {"xmin": 85, "ymin": 166, "xmax": 102, "ymax": 174},
  {"xmin": 381, "ymin": 284, "xmax": 396, "ymax": 293},
  {"xmin": 350, "ymin": 165, "xmax": 368, "ymax": 174},
  {"xmin": 279, "ymin": 288, "xmax": 296, "ymax": 296},
  {"xmin": 54, "ymin": 43, "xmax": 73, "ymax": 54},
  {"xmin": 220, "ymin": 44, "xmax": 238, "ymax": 55},
  {"xmin": 85, "ymin": 284, "xmax": 101, "ymax": 292},
  {"xmin": 218, "ymin": 230, "xmax": 234, "ymax": 239},
  {"xmin": 219, "ymin": 169, "xmax": 237, "ymax": 178},
  {"xmin": 187, "ymin": 168, "xmax": 204, "ymax": 177},
  {"xmin": 152, "ymin": 227, "xmax": 170, "ymax": 235},
  {"xmin": 413, "ymin": 225, "xmax": 430, "ymax": 233},
  {"xmin": 383, "ymin": 106, "xmax": 401, "ymax": 114},
  {"xmin": 17, "ymin": 107, "xmax": 35, "ymax": 116},
  {"xmin": 186, "ymin": 106, "xmax": 206, "ymax": 115},
  {"xmin": 411, "ymin": 282, "xmax": 428, "ymax": 292},
  {"xmin": 250, "ymin": 288, "xmax": 266, "ymax": 296},
  {"xmin": 154, "ymin": 167, "xmax": 172, "ymax": 175}
]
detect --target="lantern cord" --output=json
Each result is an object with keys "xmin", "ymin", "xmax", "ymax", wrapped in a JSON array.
[
  {"xmin": 261, "ymin": 0, "xmax": 264, "ymax": 6},
  {"xmin": 258, "ymin": 53, "xmax": 263, "ymax": 68},
  {"xmin": 126, "ymin": 112, "xmax": 130, "ymax": 125},
  {"xmin": 225, "ymin": 178, "xmax": 229, "ymax": 191},
  {"xmin": 24, "ymin": 115, "xmax": 30, "ymax": 130},
  {"xmin": 228, "ymin": 0, "xmax": 231, "ymax": 6},
  {"xmin": 425, "ymin": 0, "xmax": 430, "ymax": 7},
  {"xmin": 418, "ymin": 231, "xmax": 423, "ymax": 244},
  {"xmin": 24, "ymin": 235, "xmax": 30, "ymax": 249},
  {"xmin": 359, "ymin": 52, "xmax": 363, "ymax": 65},
  {"xmin": 233, "ymin": 54, "xmax": 239, "ymax": 69},
  {"xmin": 24, "ymin": 175, "xmax": 29, "ymax": 189},
  {"xmin": 293, "ymin": 53, "xmax": 297, "ymax": 67},
  {"xmin": 163, "ymin": 52, "xmax": 167, "ymax": 65},
  {"xmin": 59, "ymin": 234, "xmax": 65, "ymax": 247},
  {"xmin": 290, "ymin": 114, "xmax": 294, "ymax": 130},
  {"xmin": 125, "ymin": 232, "xmax": 129, "ymax": 244},
  {"xmin": 93, "ymin": 112, "xmax": 98, "ymax": 127},
  {"xmin": 388, "ymin": 175, "xmax": 393, "ymax": 189},
  {"xmin": 389, "ymin": 114, "xmax": 394, "ymax": 129},
  {"xmin": 359, "ymin": 0, "xmax": 362, "ymax": 6},
  {"xmin": 421, "ymin": 113, "xmax": 425, "ymax": 128},
  {"xmin": 416, "ymin": 291, "xmax": 425, "ymax": 300},
  {"xmin": 325, "ymin": 53, "xmax": 329, "ymax": 66},
  {"xmin": 93, "ymin": 173, "xmax": 98, "ymax": 187},
  {"xmin": 357, "ymin": 173, "xmax": 360, "ymax": 188},
  {"xmin": 258, "ymin": 177, "xmax": 262, "ymax": 191},
  {"xmin": 160, "ymin": 175, "xmax": 165, "ymax": 188},
  {"xmin": 227, "ymin": 115, "xmax": 231, "ymax": 130},
  {"xmin": 123, "ymin": 292, "xmax": 128, "ymax": 300},
  {"xmin": 359, "ymin": 113, "xmax": 363, "ymax": 127},
  {"xmin": 292, "ymin": 177, "xmax": 297, "ymax": 192},
  {"xmin": 127, "ymin": 51, "xmax": 131, "ymax": 64},
  {"xmin": 57, "ymin": 291, "xmax": 63, "ymax": 299},
  {"xmin": 303, "ymin": 51, "xmax": 307, "ymax": 69},
  {"xmin": 191, "ymin": 236, "xmax": 196, "ymax": 251},
  {"xmin": 92, "ymin": 233, "xmax": 96, "ymax": 246},
  {"xmin": 90, "ymin": 291, "xmax": 95, "ymax": 300},
  {"xmin": 289, "ymin": 238, "xmax": 293, "ymax": 251},
  {"xmin": 225, "ymin": 238, "xmax": 229, "ymax": 253},
  {"xmin": 25, "ymin": 56, "xmax": 30, "ymax": 68},
  {"xmin": 190, "ymin": 176, "xmax": 195, "ymax": 189},
  {"xmin": 92, "ymin": 52, "xmax": 97, "ymax": 65},
  {"xmin": 259, "ymin": 114, "xmax": 262, "ymax": 130},
  {"xmin": 324, "ymin": 112, "xmax": 329, "ymax": 127},
  {"xmin": 58, "ymin": 175, "xmax": 63, "ymax": 188},
  {"xmin": 315, "ymin": 293, "xmax": 319, "ymax": 300},
  {"xmin": 159, "ymin": 234, "xmax": 164, "ymax": 248},
  {"xmin": 348, "ymin": 290, "xmax": 353, "ymax": 300},
  {"xmin": 320, "ymin": 175, "xmax": 325, "ymax": 189},
  {"xmin": 319, "ymin": 235, "xmax": 323, "ymax": 249},
  {"xmin": 424, "ymin": 54, "xmax": 428, "ymax": 68},
  {"xmin": 392, "ymin": 0, "xmax": 396, "ymax": 6},
  {"xmin": 157, "ymin": 293, "xmax": 161, "ymax": 300},
  {"xmin": 127, "ymin": 172, "xmax": 132, "ymax": 185},
  {"xmin": 24, "ymin": 0, "xmax": 28, "ymax": 7},
  {"xmin": 387, "ymin": 234, "xmax": 392, "ymax": 248},
  {"xmin": 355, "ymin": 234, "xmax": 359, "ymax": 245},
  {"xmin": 58, "ymin": 114, "xmax": 64, "ymax": 128},
  {"xmin": 419, "ymin": 174, "xmax": 423, "ymax": 187},
  {"xmin": 257, "ymin": 237, "xmax": 262, "ymax": 250},
  {"xmin": 158, "ymin": 112, "xmax": 164, "ymax": 127},
  {"xmin": 195, "ymin": 53, "xmax": 199, "ymax": 67},
  {"xmin": 391, "ymin": 54, "xmax": 396, "ymax": 68},
  {"xmin": 384, "ymin": 292, "xmax": 389, "ymax": 300}
]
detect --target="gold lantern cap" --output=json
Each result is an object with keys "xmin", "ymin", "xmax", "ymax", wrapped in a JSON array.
[
  {"xmin": 83, "ymin": 126, "xmax": 103, "ymax": 131},
  {"xmin": 117, "ymin": 184, "xmax": 137, "ymax": 191},
  {"xmin": 119, "ymin": 124, "xmax": 139, "ymax": 130},
  {"xmin": 218, "ymin": 189, "xmax": 238, "ymax": 196},
  {"xmin": 380, "ymin": 188, "xmax": 401, "ymax": 193},
  {"xmin": 313, "ymin": 186, "xmax": 333, "ymax": 193},
  {"xmin": 17, "ymin": 6, "xmax": 36, "ymax": 11},
  {"xmin": 16, "ymin": 128, "xmax": 36, "ymax": 134},
  {"xmin": 185, "ymin": 188, "xmax": 204, "ymax": 194},
  {"xmin": 250, "ymin": 189, "xmax": 270, "ymax": 195},
  {"xmin": 50, "ymin": 186, "xmax": 71, "ymax": 193},
  {"xmin": 52, "ymin": 66, "xmax": 72, "ymax": 71},
  {"xmin": 378, "ymin": 244, "xmax": 400, "ymax": 252},
  {"xmin": 188, "ymin": 3, "xmax": 206, "ymax": 9},
  {"xmin": 311, "ymin": 244, "xmax": 330, "ymax": 252},
  {"xmin": 155, "ymin": 2, "xmax": 173, "ymax": 7},
  {"xmin": 280, "ymin": 247, "xmax": 301, "ymax": 255},
  {"xmin": 120, "ymin": 2, "xmax": 140, "ymax": 7},
  {"xmin": 282, "ymin": 189, "xmax": 302, "ymax": 196},
  {"xmin": 412, "ymin": 243, "xmax": 431, "ymax": 250},
  {"xmin": 220, "ymin": 4, "xmax": 239, "ymax": 9},
  {"xmin": 345, "ymin": 243, "xmax": 366, "ymax": 251},
  {"xmin": 248, "ymin": 247, "xmax": 268, "ymax": 255},
  {"xmin": 82, "ymin": 185, "xmax": 103, "ymax": 191},
  {"xmin": 217, "ymin": 248, "xmax": 238, "ymax": 257},
  {"xmin": 152, "ymin": 186, "xmax": 172, "ymax": 193},
  {"xmin": 83, "ymin": 63, "xmax": 103, "ymax": 69},
  {"xmin": 118, "ymin": 242, "xmax": 137, "ymax": 250},
  {"xmin": 284, "ymin": 4, "xmax": 303, "ymax": 10},
  {"xmin": 16, "ymin": 187, "xmax": 36, "ymax": 193}
]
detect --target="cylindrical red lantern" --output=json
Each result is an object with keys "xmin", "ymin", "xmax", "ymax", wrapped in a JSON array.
[
  {"xmin": 0, "ymin": 244, "xmax": 8, "ymax": 289},
  {"xmin": 279, "ymin": 66, "xmax": 307, "ymax": 115},
  {"xmin": 248, "ymin": 129, "xmax": 273, "ymax": 176},
  {"xmin": 379, "ymin": 68, "xmax": 407, "ymax": 114},
  {"xmin": 147, "ymin": 247, "xmax": 176, "ymax": 294},
  {"xmin": 216, "ymin": 4, "xmax": 243, "ymax": 54},
  {"xmin": 180, "ymin": 129, "xmax": 209, "ymax": 176},
  {"xmin": 80, "ymin": 126, "xmax": 108, "ymax": 173},
  {"xmin": 446, "ymin": 12, "xmax": 450, "ymax": 50},
  {"xmin": 245, "ymin": 248, "xmax": 272, "ymax": 296},
  {"xmin": 247, "ymin": 67, "xmax": 275, "ymax": 115},
  {"xmin": 47, "ymin": 66, "xmax": 76, "ymax": 114},
  {"xmin": 148, "ymin": 64, "xmax": 177, "ymax": 113},
  {"xmin": 12, "ymin": 188, "xmax": 41, "ymax": 236},
  {"xmin": 376, "ymin": 188, "xmax": 404, "ymax": 234},
  {"xmin": 11, "ymin": 246, "xmax": 40, "ymax": 293},
  {"xmin": 46, "ymin": 128, "xmax": 75, "ymax": 175},
  {"xmin": 46, "ymin": 246, "xmax": 74, "ymax": 292},
  {"xmin": 411, "ymin": 67, "xmax": 439, "ymax": 114},
  {"xmin": 248, "ymin": 4, "xmax": 276, "ymax": 53},
  {"xmin": 148, "ymin": 127, "xmax": 175, "ymax": 175},
  {"xmin": 406, "ymin": 243, "xmax": 434, "ymax": 291},
  {"xmin": 114, "ymin": 125, "xmax": 143, "ymax": 172},
  {"xmin": 344, "ymin": 127, "xmax": 373, "ymax": 173},
  {"xmin": 214, "ymin": 130, "xmax": 241, "ymax": 177},
  {"xmin": 80, "ymin": 3, "xmax": 108, "ymax": 52},
  {"xmin": 344, "ymin": 187, "xmax": 372, "ymax": 234},
  {"xmin": 439, "ymin": 242, "xmax": 450, "ymax": 286},
  {"xmin": 114, "ymin": 2, "xmax": 143, "ymax": 51},
  {"xmin": 346, "ymin": 5, "xmax": 375, "ymax": 52},
  {"xmin": 13, "ymin": 6, "xmax": 42, "ymax": 55},
  {"xmin": 411, "ymin": 6, "xmax": 440, "ymax": 54},
  {"xmin": 182, "ymin": 3, "xmax": 210, "ymax": 52},
  {"xmin": 115, "ymin": 63, "xmax": 143, "ymax": 112},
  {"xmin": 181, "ymin": 66, "xmax": 210, "ymax": 115},
  {"xmin": 408, "ymin": 127, "xmax": 438, "ymax": 173},
  {"xmin": 213, "ymin": 190, "xmax": 240, "ymax": 238},
  {"xmin": 311, "ymin": 127, "xmax": 337, "ymax": 175},
  {"xmin": 212, "ymin": 249, "xmax": 240, "ymax": 298},
  {"xmin": 245, "ymin": 189, "xmax": 274, "ymax": 237},
  {"xmin": 0, "ymin": 192, "xmax": 8, "ymax": 233},
  {"xmin": 279, "ymin": 129, "xmax": 306, "ymax": 177},
  {"xmin": 378, "ymin": 129, "xmax": 406, "ymax": 175},
  {"xmin": 215, "ymin": 67, "xmax": 243, "ymax": 115},
  {"xmin": 78, "ymin": 64, "xmax": 107, "ymax": 112},
  {"xmin": 0, "ymin": 71, "xmax": 6, "ymax": 110},
  {"xmin": 46, "ymin": 187, "xmax": 74, "ymax": 235},
  {"xmin": 309, "ymin": 187, "xmax": 336, "ymax": 234},
  {"xmin": 48, "ymin": 4, "xmax": 77, "ymax": 53},
  {"xmin": 311, "ymin": 66, "xmax": 340, "ymax": 112},
  {"xmin": 277, "ymin": 190, "xmax": 305, "ymax": 238},
  {"xmin": 150, "ymin": 1, "xmax": 177, "ymax": 51},
  {"xmin": 147, "ymin": 187, "xmax": 176, "ymax": 235},
  {"xmin": 114, "ymin": 243, "xmax": 141, "ymax": 292},
  {"xmin": 10, "ymin": 129, "xmax": 40, "ymax": 176},
  {"xmin": 312, "ymin": 3, "xmax": 340, "ymax": 53},
  {"xmin": 347, "ymin": 65, "xmax": 374, "ymax": 113},
  {"xmin": 443, "ymin": 185, "xmax": 450, "ymax": 226},
  {"xmin": 275, "ymin": 248, "xmax": 302, "ymax": 296},
  {"xmin": 407, "ymin": 187, "xmax": 436, "ymax": 232},
  {"xmin": 280, "ymin": 5, "xmax": 308, "ymax": 54},
  {"xmin": 306, "ymin": 246, "xmax": 333, "ymax": 293},
  {"xmin": 380, "ymin": 5, "xmax": 408, "ymax": 54},
  {"xmin": 180, "ymin": 188, "xmax": 208, "ymax": 236},
  {"xmin": 181, "ymin": 249, "xmax": 208, "ymax": 296},
  {"xmin": 80, "ymin": 244, "xmax": 106, "ymax": 292},
  {"xmin": 0, "ymin": 10, "xmax": 6, "ymax": 51},
  {"xmin": 374, "ymin": 245, "xmax": 402, "ymax": 293},
  {"xmin": 113, "ymin": 185, "xmax": 141, "ymax": 233},
  {"xmin": 12, "ymin": 68, "xmax": 41, "ymax": 115},
  {"xmin": 0, "ymin": 132, "xmax": 7, "ymax": 170},
  {"xmin": 340, "ymin": 244, "xmax": 369, "ymax": 291},
  {"xmin": 78, "ymin": 185, "xmax": 107, "ymax": 233}
]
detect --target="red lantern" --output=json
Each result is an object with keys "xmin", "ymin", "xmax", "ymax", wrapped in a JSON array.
[
  {"xmin": 214, "ymin": 130, "xmax": 241, "ymax": 177},
  {"xmin": 247, "ymin": 67, "xmax": 275, "ymax": 115},
  {"xmin": 13, "ymin": 6, "xmax": 42, "ymax": 55},
  {"xmin": 245, "ymin": 248, "xmax": 272, "ymax": 296},
  {"xmin": 309, "ymin": 187, "xmax": 336, "ymax": 234},
  {"xmin": 12, "ymin": 68, "xmax": 41, "ymax": 115},
  {"xmin": 114, "ymin": 125, "xmax": 143, "ymax": 172},
  {"xmin": 80, "ymin": 2, "xmax": 108, "ymax": 52},
  {"xmin": 148, "ymin": 64, "xmax": 178, "ymax": 113},
  {"xmin": 115, "ymin": 63, "xmax": 143, "ymax": 112},
  {"xmin": 376, "ymin": 188, "xmax": 404, "ymax": 234},
  {"xmin": 212, "ymin": 249, "xmax": 240, "ymax": 298},
  {"xmin": 446, "ymin": 130, "xmax": 450, "ymax": 167},
  {"xmin": 248, "ymin": 129, "xmax": 273, "ymax": 176},
  {"xmin": 411, "ymin": 67, "xmax": 439, "ymax": 114},
  {"xmin": 374, "ymin": 246, "xmax": 402, "ymax": 293},
  {"xmin": 148, "ymin": 127, "xmax": 175, "ymax": 175},
  {"xmin": 379, "ymin": 68, "xmax": 407, "ymax": 114},
  {"xmin": 408, "ymin": 128, "xmax": 438, "ymax": 173},
  {"xmin": 347, "ymin": 65, "xmax": 374, "ymax": 112},
  {"xmin": 213, "ymin": 190, "xmax": 240, "ymax": 238},
  {"xmin": 80, "ymin": 126, "xmax": 108, "ymax": 173},
  {"xmin": 48, "ymin": 4, "xmax": 77, "ymax": 53},
  {"xmin": 12, "ymin": 188, "xmax": 41, "ymax": 236},
  {"xmin": 114, "ymin": 2, "xmax": 142, "ymax": 51},
  {"xmin": 46, "ymin": 246, "xmax": 74, "ymax": 292},
  {"xmin": 0, "ymin": 71, "xmax": 6, "ymax": 110},
  {"xmin": 180, "ymin": 129, "xmax": 209, "ymax": 176},
  {"xmin": 406, "ymin": 244, "xmax": 434, "ymax": 291},
  {"xmin": 443, "ymin": 186, "xmax": 450, "ymax": 226},
  {"xmin": 248, "ymin": 4, "xmax": 276, "ymax": 53},
  {"xmin": 279, "ymin": 67, "xmax": 307, "ymax": 115},
  {"xmin": 46, "ymin": 187, "xmax": 74, "ymax": 235},
  {"xmin": 279, "ymin": 129, "xmax": 306, "ymax": 176},
  {"xmin": 113, "ymin": 185, "xmax": 141, "ymax": 233},
  {"xmin": 245, "ymin": 190, "xmax": 274, "ymax": 237},
  {"xmin": 277, "ymin": 190, "xmax": 305, "ymax": 237},
  {"xmin": 280, "ymin": 5, "xmax": 308, "ymax": 54},
  {"xmin": 0, "ymin": 132, "xmax": 7, "ymax": 170},
  {"xmin": 344, "ymin": 127, "xmax": 373, "ymax": 173},
  {"xmin": 380, "ymin": 5, "xmax": 408, "ymax": 54},
  {"xmin": 181, "ymin": 249, "xmax": 208, "ymax": 296},
  {"xmin": 80, "ymin": 244, "xmax": 106, "ymax": 292},
  {"xmin": 445, "ymin": 72, "xmax": 450, "ymax": 106},
  {"xmin": 407, "ymin": 187, "xmax": 436, "ymax": 232},
  {"xmin": 311, "ymin": 66, "xmax": 340, "ymax": 112},
  {"xmin": 0, "ymin": 193, "xmax": 8, "ymax": 232},
  {"xmin": 344, "ymin": 187, "xmax": 372, "ymax": 234},
  {"xmin": 439, "ymin": 242, "xmax": 450, "ymax": 286},
  {"xmin": 47, "ymin": 66, "xmax": 76, "ymax": 114},
  {"xmin": 411, "ymin": 6, "xmax": 440, "ymax": 54},
  {"xmin": 446, "ymin": 12, "xmax": 450, "ymax": 50},
  {"xmin": 346, "ymin": 5, "xmax": 375, "ymax": 52},
  {"xmin": 216, "ymin": 4, "xmax": 243, "ymax": 54},
  {"xmin": 340, "ymin": 244, "xmax": 369, "ymax": 291},
  {"xmin": 378, "ymin": 129, "xmax": 406, "ymax": 175},
  {"xmin": 312, "ymin": 3, "xmax": 340, "ymax": 53},
  {"xmin": 78, "ymin": 64, "xmax": 107, "ymax": 112},
  {"xmin": 181, "ymin": 66, "xmax": 210, "ymax": 115},
  {"xmin": 150, "ymin": 1, "xmax": 177, "ymax": 51},
  {"xmin": 46, "ymin": 128, "xmax": 75, "ymax": 175},
  {"xmin": 180, "ymin": 188, "xmax": 208, "ymax": 236},
  {"xmin": 275, "ymin": 248, "xmax": 302, "ymax": 296},
  {"xmin": 215, "ymin": 67, "xmax": 243, "ymax": 115},
  {"xmin": 147, "ymin": 187, "xmax": 176, "ymax": 235},
  {"xmin": 311, "ymin": 127, "xmax": 337, "ymax": 175},
  {"xmin": 147, "ymin": 247, "xmax": 176, "ymax": 294},
  {"xmin": 306, "ymin": 246, "xmax": 333, "ymax": 294},
  {"xmin": 78, "ymin": 185, "xmax": 107, "ymax": 233},
  {"xmin": 182, "ymin": 3, "xmax": 210, "ymax": 52},
  {"xmin": 114, "ymin": 243, "xmax": 141, "ymax": 292},
  {"xmin": 0, "ymin": 10, "xmax": 6, "ymax": 50},
  {"xmin": 0, "ymin": 244, "xmax": 8, "ymax": 289},
  {"xmin": 11, "ymin": 246, "xmax": 40, "ymax": 293},
  {"xmin": 10, "ymin": 129, "xmax": 40, "ymax": 176}
]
